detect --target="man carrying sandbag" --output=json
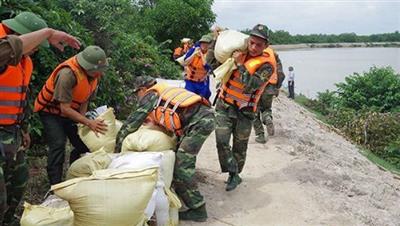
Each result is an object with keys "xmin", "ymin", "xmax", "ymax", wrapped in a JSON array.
[
  {"xmin": 34, "ymin": 46, "xmax": 108, "ymax": 185},
  {"xmin": 215, "ymin": 24, "xmax": 281, "ymax": 191},
  {"xmin": 115, "ymin": 76, "xmax": 215, "ymax": 222},
  {"xmin": 253, "ymin": 49, "xmax": 285, "ymax": 144}
]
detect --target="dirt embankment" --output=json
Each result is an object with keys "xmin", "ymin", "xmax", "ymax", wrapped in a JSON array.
[{"xmin": 182, "ymin": 94, "xmax": 400, "ymax": 226}]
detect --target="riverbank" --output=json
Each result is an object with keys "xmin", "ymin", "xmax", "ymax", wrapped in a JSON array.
[{"xmin": 272, "ymin": 42, "xmax": 400, "ymax": 51}]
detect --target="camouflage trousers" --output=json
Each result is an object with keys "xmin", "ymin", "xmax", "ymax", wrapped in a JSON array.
[
  {"xmin": 173, "ymin": 105, "xmax": 215, "ymax": 209},
  {"xmin": 215, "ymin": 99, "xmax": 255, "ymax": 174},
  {"xmin": 0, "ymin": 126, "xmax": 29, "ymax": 225},
  {"xmin": 253, "ymin": 94, "xmax": 274, "ymax": 136}
]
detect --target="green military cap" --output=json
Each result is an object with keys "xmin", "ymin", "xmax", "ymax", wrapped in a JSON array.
[
  {"xmin": 77, "ymin": 45, "xmax": 109, "ymax": 71},
  {"xmin": 199, "ymin": 34, "xmax": 212, "ymax": 43},
  {"xmin": 2, "ymin": 11, "xmax": 49, "ymax": 47},
  {"xmin": 250, "ymin": 24, "xmax": 270, "ymax": 42},
  {"xmin": 132, "ymin": 75, "xmax": 157, "ymax": 92}
]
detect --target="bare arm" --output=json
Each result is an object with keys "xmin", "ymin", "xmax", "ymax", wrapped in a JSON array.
[
  {"xmin": 18, "ymin": 28, "xmax": 81, "ymax": 54},
  {"xmin": 60, "ymin": 102, "xmax": 107, "ymax": 135}
]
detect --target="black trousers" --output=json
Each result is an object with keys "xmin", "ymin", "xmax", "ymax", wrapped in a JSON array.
[
  {"xmin": 39, "ymin": 111, "xmax": 89, "ymax": 185},
  {"xmin": 288, "ymin": 81, "xmax": 295, "ymax": 99}
]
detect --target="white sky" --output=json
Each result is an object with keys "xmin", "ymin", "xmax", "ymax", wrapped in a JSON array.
[{"xmin": 212, "ymin": 0, "xmax": 400, "ymax": 35}]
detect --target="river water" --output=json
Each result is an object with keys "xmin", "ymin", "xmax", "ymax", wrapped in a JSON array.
[{"xmin": 277, "ymin": 47, "xmax": 400, "ymax": 98}]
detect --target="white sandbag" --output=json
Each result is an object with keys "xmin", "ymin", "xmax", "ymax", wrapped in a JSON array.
[
  {"xmin": 214, "ymin": 30, "xmax": 249, "ymax": 63},
  {"xmin": 52, "ymin": 168, "xmax": 158, "ymax": 226},
  {"xmin": 121, "ymin": 125, "xmax": 177, "ymax": 152},
  {"xmin": 154, "ymin": 187, "xmax": 170, "ymax": 226},
  {"xmin": 108, "ymin": 152, "xmax": 163, "ymax": 174},
  {"xmin": 78, "ymin": 108, "xmax": 118, "ymax": 152},
  {"xmin": 213, "ymin": 57, "xmax": 237, "ymax": 85},
  {"xmin": 66, "ymin": 150, "xmax": 112, "ymax": 180},
  {"xmin": 175, "ymin": 54, "xmax": 186, "ymax": 66},
  {"xmin": 20, "ymin": 196, "xmax": 73, "ymax": 226}
]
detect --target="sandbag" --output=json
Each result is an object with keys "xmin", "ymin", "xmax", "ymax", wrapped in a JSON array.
[
  {"xmin": 214, "ymin": 30, "xmax": 249, "ymax": 63},
  {"xmin": 78, "ymin": 108, "xmax": 118, "ymax": 152},
  {"xmin": 213, "ymin": 57, "xmax": 237, "ymax": 85},
  {"xmin": 52, "ymin": 168, "xmax": 158, "ymax": 226},
  {"xmin": 20, "ymin": 196, "xmax": 73, "ymax": 226},
  {"xmin": 66, "ymin": 150, "xmax": 112, "ymax": 180},
  {"xmin": 121, "ymin": 125, "xmax": 177, "ymax": 152}
]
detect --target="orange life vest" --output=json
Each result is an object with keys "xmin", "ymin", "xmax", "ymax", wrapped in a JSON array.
[
  {"xmin": 33, "ymin": 56, "xmax": 98, "ymax": 116},
  {"xmin": 0, "ymin": 23, "xmax": 33, "ymax": 125},
  {"xmin": 146, "ymin": 83, "xmax": 209, "ymax": 136},
  {"xmin": 185, "ymin": 51, "xmax": 208, "ymax": 82},
  {"xmin": 219, "ymin": 47, "xmax": 278, "ymax": 112}
]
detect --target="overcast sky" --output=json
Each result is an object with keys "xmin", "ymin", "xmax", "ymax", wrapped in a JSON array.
[{"xmin": 212, "ymin": 0, "xmax": 400, "ymax": 35}]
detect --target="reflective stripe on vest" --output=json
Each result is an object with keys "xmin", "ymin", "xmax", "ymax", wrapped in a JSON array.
[
  {"xmin": 146, "ymin": 83, "xmax": 208, "ymax": 136},
  {"xmin": 33, "ymin": 56, "xmax": 98, "ymax": 116},
  {"xmin": 220, "ymin": 47, "xmax": 278, "ymax": 112},
  {"xmin": 0, "ymin": 23, "xmax": 33, "ymax": 125},
  {"xmin": 185, "ymin": 52, "xmax": 208, "ymax": 82}
]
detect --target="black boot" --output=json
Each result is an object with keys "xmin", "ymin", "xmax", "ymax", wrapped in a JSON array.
[
  {"xmin": 179, "ymin": 204, "xmax": 208, "ymax": 222},
  {"xmin": 225, "ymin": 173, "xmax": 242, "ymax": 191}
]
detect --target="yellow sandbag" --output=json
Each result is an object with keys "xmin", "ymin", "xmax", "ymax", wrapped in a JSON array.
[
  {"xmin": 121, "ymin": 125, "xmax": 177, "ymax": 152},
  {"xmin": 160, "ymin": 151, "xmax": 175, "ymax": 188},
  {"xmin": 66, "ymin": 150, "xmax": 112, "ymax": 180},
  {"xmin": 214, "ymin": 30, "xmax": 249, "ymax": 63},
  {"xmin": 78, "ymin": 108, "xmax": 117, "ymax": 152},
  {"xmin": 165, "ymin": 188, "xmax": 180, "ymax": 226},
  {"xmin": 214, "ymin": 57, "xmax": 237, "ymax": 85},
  {"xmin": 20, "ymin": 200, "xmax": 73, "ymax": 226},
  {"xmin": 52, "ymin": 168, "xmax": 158, "ymax": 226}
]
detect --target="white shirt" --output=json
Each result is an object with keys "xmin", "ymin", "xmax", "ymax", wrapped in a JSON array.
[{"xmin": 288, "ymin": 71, "xmax": 295, "ymax": 82}]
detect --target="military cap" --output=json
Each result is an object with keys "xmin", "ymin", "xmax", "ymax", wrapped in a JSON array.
[
  {"xmin": 77, "ymin": 45, "xmax": 109, "ymax": 71},
  {"xmin": 250, "ymin": 24, "xmax": 270, "ymax": 42},
  {"xmin": 132, "ymin": 75, "xmax": 157, "ymax": 92},
  {"xmin": 199, "ymin": 34, "xmax": 212, "ymax": 43},
  {"xmin": 2, "ymin": 11, "xmax": 49, "ymax": 47}
]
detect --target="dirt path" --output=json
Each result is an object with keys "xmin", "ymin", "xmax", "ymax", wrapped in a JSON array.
[{"xmin": 181, "ymin": 94, "xmax": 400, "ymax": 226}]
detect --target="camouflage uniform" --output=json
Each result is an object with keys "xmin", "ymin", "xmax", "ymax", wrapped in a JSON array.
[
  {"xmin": 115, "ymin": 89, "xmax": 215, "ymax": 210},
  {"xmin": 253, "ymin": 53, "xmax": 285, "ymax": 139},
  {"xmin": 215, "ymin": 63, "xmax": 273, "ymax": 175},
  {"xmin": 0, "ymin": 127, "xmax": 29, "ymax": 225}
]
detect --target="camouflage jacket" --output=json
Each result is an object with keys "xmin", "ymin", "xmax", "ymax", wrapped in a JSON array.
[{"xmin": 115, "ymin": 91, "xmax": 210, "ymax": 152}]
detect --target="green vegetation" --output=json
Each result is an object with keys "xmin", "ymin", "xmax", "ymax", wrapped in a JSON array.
[
  {"xmin": 297, "ymin": 67, "xmax": 400, "ymax": 171},
  {"xmin": 0, "ymin": 0, "xmax": 215, "ymax": 145}
]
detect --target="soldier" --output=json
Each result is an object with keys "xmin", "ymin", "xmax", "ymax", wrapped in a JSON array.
[
  {"xmin": 253, "ymin": 51, "xmax": 285, "ymax": 144},
  {"xmin": 215, "ymin": 24, "xmax": 281, "ymax": 191},
  {"xmin": 33, "ymin": 46, "xmax": 108, "ymax": 185},
  {"xmin": 0, "ymin": 11, "xmax": 73, "ymax": 225},
  {"xmin": 115, "ymin": 76, "xmax": 215, "ymax": 222}
]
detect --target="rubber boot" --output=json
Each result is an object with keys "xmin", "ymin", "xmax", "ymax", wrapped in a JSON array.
[
  {"xmin": 255, "ymin": 134, "xmax": 266, "ymax": 144},
  {"xmin": 225, "ymin": 173, "xmax": 242, "ymax": 191},
  {"xmin": 179, "ymin": 204, "xmax": 208, "ymax": 222}
]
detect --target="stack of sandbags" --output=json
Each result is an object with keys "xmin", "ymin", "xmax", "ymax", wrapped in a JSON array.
[
  {"xmin": 51, "ymin": 168, "xmax": 158, "ymax": 226},
  {"xmin": 121, "ymin": 125, "xmax": 181, "ymax": 226},
  {"xmin": 20, "ymin": 195, "xmax": 73, "ymax": 226}
]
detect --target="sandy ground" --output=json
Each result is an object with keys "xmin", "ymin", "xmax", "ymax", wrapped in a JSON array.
[{"xmin": 180, "ymin": 94, "xmax": 400, "ymax": 226}]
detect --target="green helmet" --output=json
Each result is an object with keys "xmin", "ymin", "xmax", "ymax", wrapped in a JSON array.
[
  {"xmin": 250, "ymin": 24, "xmax": 270, "ymax": 42},
  {"xmin": 132, "ymin": 75, "xmax": 157, "ymax": 92},
  {"xmin": 199, "ymin": 34, "xmax": 212, "ymax": 43},
  {"xmin": 2, "ymin": 11, "xmax": 49, "ymax": 47},
  {"xmin": 77, "ymin": 45, "xmax": 109, "ymax": 71}
]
